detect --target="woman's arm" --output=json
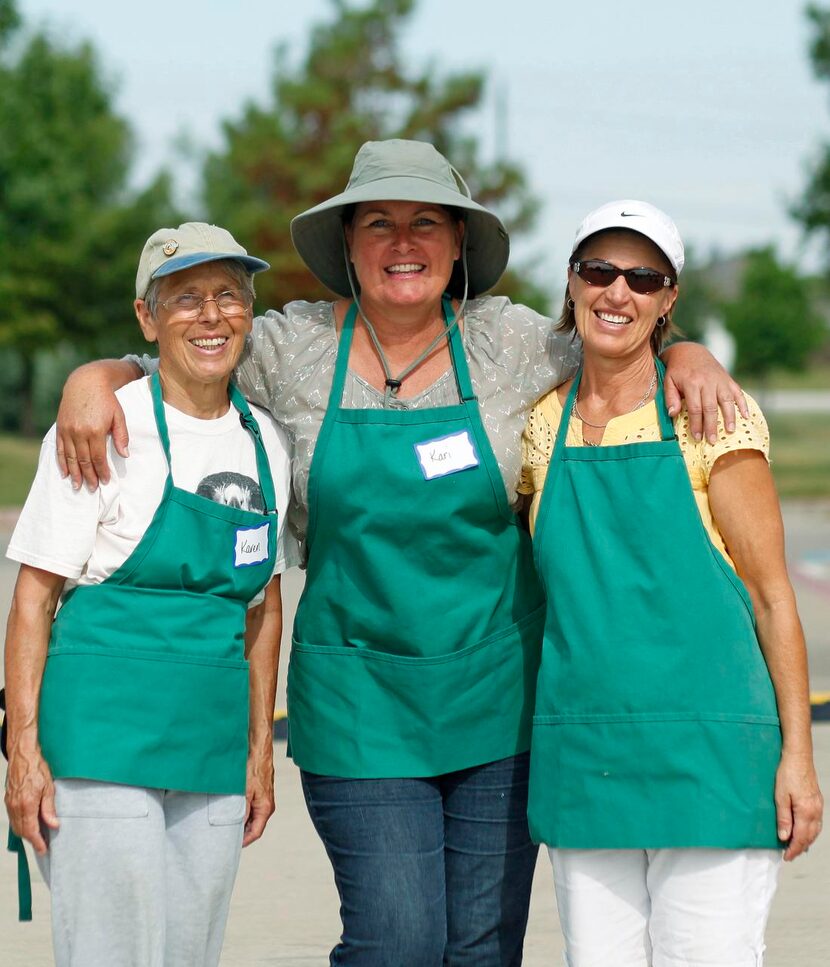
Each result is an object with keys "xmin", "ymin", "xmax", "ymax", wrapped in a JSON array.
[
  {"xmin": 242, "ymin": 575, "xmax": 283, "ymax": 847},
  {"xmin": 708, "ymin": 451, "xmax": 823, "ymax": 860},
  {"xmin": 661, "ymin": 342, "xmax": 747, "ymax": 443},
  {"xmin": 56, "ymin": 359, "xmax": 142, "ymax": 488},
  {"xmin": 4, "ymin": 566, "xmax": 66, "ymax": 854}
]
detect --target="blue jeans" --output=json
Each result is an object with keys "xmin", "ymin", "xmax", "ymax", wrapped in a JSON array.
[{"xmin": 301, "ymin": 752, "xmax": 538, "ymax": 966}]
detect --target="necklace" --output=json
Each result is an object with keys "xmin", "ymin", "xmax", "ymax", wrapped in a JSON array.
[{"xmin": 573, "ymin": 366, "xmax": 658, "ymax": 438}]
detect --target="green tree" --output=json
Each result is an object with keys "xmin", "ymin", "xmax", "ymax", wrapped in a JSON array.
[
  {"xmin": 202, "ymin": 0, "xmax": 546, "ymax": 312},
  {"xmin": 671, "ymin": 246, "xmax": 717, "ymax": 344},
  {"xmin": 0, "ymin": 3, "xmax": 177, "ymax": 434},
  {"xmin": 794, "ymin": 4, "xmax": 830, "ymax": 256},
  {"xmin": 721, "ymin": 247, "xmax": 824, "ymax": 380}
]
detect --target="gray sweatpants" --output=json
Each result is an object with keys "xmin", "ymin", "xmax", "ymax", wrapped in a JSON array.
[{"xmin": 36, "ymin": 779, "xmax": 245, "ymax": 967}]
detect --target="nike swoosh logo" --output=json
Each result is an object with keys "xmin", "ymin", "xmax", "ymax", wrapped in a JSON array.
[{"xmin": 619, "ymin": 212, "xmax": 642, "ymax": 217}]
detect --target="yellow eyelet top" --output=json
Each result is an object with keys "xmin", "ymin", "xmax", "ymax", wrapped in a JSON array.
[{"xmin": 519, "ymin": 388, "xmax": 770, "ymax": 568}]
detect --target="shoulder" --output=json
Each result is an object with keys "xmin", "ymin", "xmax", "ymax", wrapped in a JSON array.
[
  {"xmin": 465, "ymin": 295, "xmax": 551, "ymax": 334},
  {"xmin": 675, "ymin": 391, "xmax": 769, "ymax": 479},
  {"xmin": 248, "ymin": 402, "xmax": 292, "ymax": 459},
  {"xmin": 464, "ymin": 295, "xmax": 552, "ymax": 363},
  {"xmin": 113, "ymin": 377, "xmax": 159, "ymax": 443},
  {"xmin": 250, "ymin": 300, "xmax": 334, "ymax": 340}
]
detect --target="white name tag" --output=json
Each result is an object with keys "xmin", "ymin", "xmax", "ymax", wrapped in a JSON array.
[
  {"xmin": 234, "ymin": 521, "xmax": 270, "ymax": 568},
  {"xmin": 415, "ymin": 430, "xmax": 480, "ymax": 480}
]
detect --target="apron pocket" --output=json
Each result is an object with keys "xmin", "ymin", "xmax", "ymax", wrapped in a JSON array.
[
  {"xmin": 40, "ymin": 651, "xmax": 249, "ymax": 798},
  {"xmin": 528, "ymin": 715, "xmax": 782, "ymax": 850},
  {"xmin": 288, "ymin": 606, "xmax": 545, "ymax": 778}
]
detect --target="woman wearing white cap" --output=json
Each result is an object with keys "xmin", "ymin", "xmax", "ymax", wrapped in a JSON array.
[
  {"xmin": 53, "ymin": 145, "xmax": 743, "ymax": 966},
  {"xmin": 521, "ymin": 200, "xmax": 823, "ymax": 966},
  {"xmin": 3, "ymin": 223, "xmax": 298, "ymax": 966}
]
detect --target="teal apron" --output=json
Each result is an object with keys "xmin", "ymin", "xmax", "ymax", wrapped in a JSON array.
[
  {"xmin": 528, "ymin": 361, "xmax": 782, "ymax": 849},
  {"xmin": 8, "ymin": 373, "xmax": 277, "ymax": 919},
  {"xmin": 287, "ymin": 300, "xmax": 546, "ymax": 778}
]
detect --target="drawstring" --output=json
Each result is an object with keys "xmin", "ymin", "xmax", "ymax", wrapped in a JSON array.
[{"xmin": 342, "ymin": 229, "xmax": 470, "ymax": 405}]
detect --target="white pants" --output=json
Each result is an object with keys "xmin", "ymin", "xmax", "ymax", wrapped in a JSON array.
[
  {"xmin": 36, "ymin": 779, "xmax": 245, "ymax": 967},
  {"xmin": 550, "ymin": 847, "xmax": 782, "ymax": 967}
]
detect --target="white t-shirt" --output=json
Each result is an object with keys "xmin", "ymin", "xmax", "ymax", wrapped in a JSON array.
[{"xmin": 7, "ymin": 378, "xmax": 300, "ymax": 603}]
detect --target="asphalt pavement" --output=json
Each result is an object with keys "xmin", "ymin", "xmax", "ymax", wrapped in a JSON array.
[{"xmin": 0, "ymin": 503, "xmax": 828, "ymax": 965}]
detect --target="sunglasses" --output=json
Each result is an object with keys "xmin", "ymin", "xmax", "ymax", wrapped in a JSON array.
[{"xmin": 570, "ymin": 258, "xmax": 676, "ymax": 294}]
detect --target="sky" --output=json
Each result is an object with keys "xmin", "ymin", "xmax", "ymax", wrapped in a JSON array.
[{"xmin": 16, "ymin": 0, "xmax": 830, "ymax": 296}]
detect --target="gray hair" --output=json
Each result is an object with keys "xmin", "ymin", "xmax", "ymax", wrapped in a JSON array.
[{"xmin": 142, "ymin": 259, "xmax": 256, "ymax": 318}]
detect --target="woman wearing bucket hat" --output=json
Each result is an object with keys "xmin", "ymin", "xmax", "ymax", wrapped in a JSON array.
[
  {"xmin": 520, "ymin": 200, "xmax": 822, "ymax": 966},
  {"xmin": 53, "ymin": 142, "xmax": 743, "ymax": 965},
  {"xmin": 3, "ymin": 223, "xmax": 298, "ymax": 965}
]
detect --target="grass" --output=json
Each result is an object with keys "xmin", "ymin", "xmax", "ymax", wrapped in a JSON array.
[
  {"xmin": 0, "ymin": 434, "xmax": 42, "ymax": 508},
  {"xmin": 744, "ymin": 363, "xmax": 830, "ymax": 392},
  {"xmin": 767, "ymin": 413, "xmax": 830, "ymax": 499},
  {"xmin": 0, "ymin": 413, "xmax": 828, "ymax": 508}
]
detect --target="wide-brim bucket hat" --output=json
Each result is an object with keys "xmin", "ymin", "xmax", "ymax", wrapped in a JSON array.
[{"xmin": 290, "ymin": 139, "xmax": 510, "ymax": 297}]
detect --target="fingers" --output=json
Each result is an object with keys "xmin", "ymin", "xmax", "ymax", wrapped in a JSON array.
[
  {"xmin": 783, "ymin": 796, "xmax": 824, "ymax": 861},
  {"xmin": 40, "ymin": 786, "xmax": 60, "ymax": 831},
  {"xmin": 776, "ymin": 793, "xmax": 793, "ymax": 844},
  {"xmin": 242, "ymin": 799, "xmax": 273, "ymax": 847},
  {"xmin": 663, "ymin": 374, "xmax": 681, "ymax": 419},
  {"xmin": 716, "ymin": 380, "xmax": 747, "ymax": 435},
  {"xmin": 7, "ymin": 797, "xmax": 49, "ymax": 855},
  {"xmin": 112, "ymin": 402, "xmax": 130, "ymax": 459}
]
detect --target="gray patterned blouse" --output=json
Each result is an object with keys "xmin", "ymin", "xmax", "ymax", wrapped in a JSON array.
[{"xmin": 136, "ymin": 295, "xmax": 581, "ymax": 558}]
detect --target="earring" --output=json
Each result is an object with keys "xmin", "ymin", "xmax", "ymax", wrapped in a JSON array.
[
  {"xmin": 567, "ymin": 298, "xmax": 575, "ymax": 310},
  {"xmin": 656, "ymin": 315, "xmax": 667, "ymax": 327}
]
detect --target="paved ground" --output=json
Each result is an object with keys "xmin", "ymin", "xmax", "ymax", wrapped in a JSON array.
[{"xmin": 0, "ymin": 502, "xmax": 828, "ymax": 964}]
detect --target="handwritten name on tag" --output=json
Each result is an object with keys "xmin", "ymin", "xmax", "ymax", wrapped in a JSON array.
[
  {"xmin": 234, "ymin": 521, "xmax": 270, "ymax": 568},
  {"xmin": 414, "ymin": 430, "xmax": 480, "ymax": 480}
]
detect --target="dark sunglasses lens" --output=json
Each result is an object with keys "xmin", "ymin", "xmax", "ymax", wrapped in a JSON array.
[
  {"xmin": 578, "ymin": 260, "xmax": 618, "ymax": 286},
  {"xmin": 626, "ymin": 269, "xmax": 665, "ymax": 294}
]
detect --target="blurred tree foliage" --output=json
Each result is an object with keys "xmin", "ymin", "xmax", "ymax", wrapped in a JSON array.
[
  {"xmin": 721, "ymin": 247, "xmax": 824, "ymax": 380},
  {"xmin": 670, "ymin": 246, "xmax": 715, "ymax": 344},
  {"xmin": 794, "ymin": 4, "xmax": 830, "ymax": 252},
  {"xmin": 202, "ymin": 0, "xmax": 546, "ymax": 312},
  {"xmin": 0, "ymin": 1, "xmax": 177, "ymax": 435}
]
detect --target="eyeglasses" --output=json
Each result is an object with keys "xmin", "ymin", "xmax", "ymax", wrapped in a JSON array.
[
  {"xmin": 570, "ymin": 259, "xmax": 676, "ymax": 294},
  {"xmin": 159, "ymin": 289, "xmax": 252, "ymax": 319}
]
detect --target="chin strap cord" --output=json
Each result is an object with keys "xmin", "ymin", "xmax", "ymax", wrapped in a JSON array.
[{"xmin": 341, "ymin": 229, "xmax": 470, "ymax": 405}]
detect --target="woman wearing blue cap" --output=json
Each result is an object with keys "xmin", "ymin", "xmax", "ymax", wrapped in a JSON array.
[
  {"xmin": 521, "ymin": 201, "xmax": 822, "ymax": 966},
  {"xmin": 3, "ymin": 223, "xmax": 298, "ymax": 966},
  {"xmin": 52, "ymin": 144, "xmax": 744, "ymax": 966}
]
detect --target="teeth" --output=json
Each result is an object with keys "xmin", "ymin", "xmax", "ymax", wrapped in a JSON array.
[
  {"xmin": 386, "ymin": 263, "xmax": 424, "ymax": 273},
  {"xmin": 191, "ymin": 337, "xmax": 228, "ymax": 348},
  {"xmin": 597, "ymin": 312, "xmax": 630, "ymax": 325}
]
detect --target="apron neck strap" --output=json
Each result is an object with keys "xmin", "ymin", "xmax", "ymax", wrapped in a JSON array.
[
  {"xmin": 149, "ymin": 372, "xmax": 277, "ymax": 513},
  {"xmin": 229, "ymin": 382, "xmax": 278, "ymax": 513},
  {"xmin": 556, "ymin": 356, "xmax": 675, "ymax": 452},
  {"xmin": 332, "ymin": 297, "xmax": 475, "ymax": 407},
  {"xmin": 654, "ymin": 357, "xmax": 676, "ymax": 441},
  {"xmin": 150, "ymin": 371, "xmax": 173, "ymax": 468}
]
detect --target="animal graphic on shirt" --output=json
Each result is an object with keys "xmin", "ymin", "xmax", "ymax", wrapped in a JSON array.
[{"xmin": 197, "ymin": 472, "xmax": 265, "ymax": 513}]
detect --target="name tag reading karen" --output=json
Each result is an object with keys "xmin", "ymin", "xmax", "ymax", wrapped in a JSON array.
[
  {"xmin": 234, "ymin": 521, "xmax": 270, "ymax": 568},
  {"xmin": 415, "ymin": 430, "xmax": 480, "ymax": 481}
]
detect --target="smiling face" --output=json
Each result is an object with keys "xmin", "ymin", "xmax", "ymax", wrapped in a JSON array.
[
  {"xmin": 134, "ymin": 261, "xmax": 253, "ymax": 398},
  {"xmin": 568, "ymin": 230, "xmax": 678, "ymax": 361},
  {"xmin": 345, "ymin": 200, "xmax": 464, "ymax": 314}
]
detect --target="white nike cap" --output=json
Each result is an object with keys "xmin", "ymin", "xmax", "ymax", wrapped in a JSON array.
[{"xmin": 571, "ymin": 199, "xmax": 685, "ymax": 276}]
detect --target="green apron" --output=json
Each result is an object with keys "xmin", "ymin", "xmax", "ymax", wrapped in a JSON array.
[
  {"xmin": 37, "ymin": 372, "xmax": 277, "ymax": 794},
  {"xmin": 528, "ymin": 361, "xmax": 782, "ymax": 849},
  {"xmin": 8, "ymin": 374, "xmax": 277, "ymax": 919},
  {"xmin": 287, "ymin": 299, "xmax": 545, "ymax": 778}
]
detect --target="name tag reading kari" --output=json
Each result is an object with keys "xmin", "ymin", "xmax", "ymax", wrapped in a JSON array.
[
  {"xmin": 415, "ymin": 430, "xmax": 480, "ymax": 481},
  {"xmin": 234, "ymin": 521, "xmax": 270, "ymax": 568}
]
